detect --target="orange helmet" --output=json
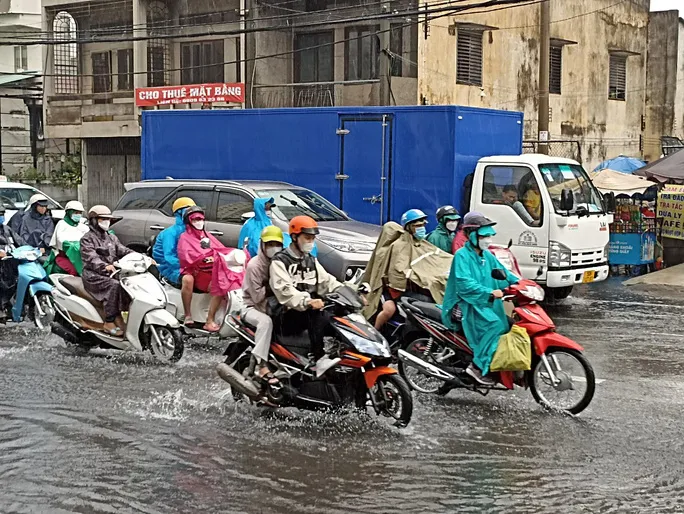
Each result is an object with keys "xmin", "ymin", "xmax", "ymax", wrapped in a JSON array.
[{"xmin": 289, "ymin": 215, "xmax": 319, "ymax": 236}]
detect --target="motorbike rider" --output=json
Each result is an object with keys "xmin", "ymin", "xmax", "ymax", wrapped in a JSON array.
[
  {"xmin": 152, "ymin": 197, "xmax": 197, "ymax": 324},
  {"xmin": 427, "ymin": 205, "xmax": 461, "ymax": 253},
  {"xmin": 269, "ymin": 215, "xmax": 343, "ymax": 373},
  {"xmin": 45, "ymin": 200, "xmax": 88, "ymax": 276},
  {"xmin": 0, "ymin": 206, "xmax": 26, "ymax": 322},
  {"xmin": 441, "ymin": 213, "xmax": 519, "ymax": 386},
  {"xmin": 80, "ymin": 205, "xmax": 134, "ymax": 336},
  {"xmin": 241, "ymin": 225, "xmax": 285, "ymax": 385},
  {"xmin": 452, "ymin": 211, "xmax": 481, "ymax": 253},
  {"xmin": 12, "ymin": 193, "xmax": 54, "ymax": 254}
]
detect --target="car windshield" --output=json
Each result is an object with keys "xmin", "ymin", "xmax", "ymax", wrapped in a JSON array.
[
  {"xmin": 257, "ymin": 189, "xmax": 349, "ymax": 222},
  {"xmin": 0, "ymin": 187, "xmax": 61, "ymax": 211},
  {"xmin": 539, "ymin": 163, "xmax": 604, "ymax": 214}
]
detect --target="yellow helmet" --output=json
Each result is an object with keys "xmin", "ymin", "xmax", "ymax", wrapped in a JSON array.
[
  {"xmin": 261, "ymin": 225, "xmax": 284, "ymax": 244},
  {"xmin": 172, "ymin": 197, "xmax": 196, "ymax": 213}
]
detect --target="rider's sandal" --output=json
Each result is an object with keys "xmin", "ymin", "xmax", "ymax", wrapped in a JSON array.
[
  {"xmin": 203, "ymin": 321, "xmax": 220, "ymax": 332},
  {"xmin": 105, "ymin": 326, "xmax": 123, "ymax": 337},
  {"xmin": 257, "ymin": 370, "xmax": 280, "ymax": 386}
]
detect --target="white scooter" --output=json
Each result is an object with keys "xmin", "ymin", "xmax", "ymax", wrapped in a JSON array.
[
  {"xmin": 163, "ymin": 247, "xmax": 246, "ymax": 339},
  {"xmin": 50, "ymin": 253, "xmax": 184, "ymax": 362}
]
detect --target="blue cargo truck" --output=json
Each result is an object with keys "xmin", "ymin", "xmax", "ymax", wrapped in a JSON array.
[{"xmin": 142, "ymin": 106, "xmax": 611, "ymax": 298}]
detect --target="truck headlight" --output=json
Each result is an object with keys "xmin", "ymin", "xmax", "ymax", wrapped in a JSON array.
[
  {"xmin": 318, "ymin": 236, "xmax": 375, "ymax": 253},
  {"xmin": 549, "ymin": 241, "xmax": 572, "ymax": 268},
  {"xmin": 603, "ymin": 243, "xmax": 609, "ymax": 261}
]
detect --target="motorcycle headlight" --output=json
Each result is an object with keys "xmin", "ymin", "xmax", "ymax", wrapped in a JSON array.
[
  {"xmin": 520, "ymin": 284, "xmax": 545, "ymax": 302},
  {"xmin": 318, "ymin": 236, "xmax": 375, "ymax": 254},
  {"xmin": 549, "ymin": 241, "xmax": 572, "ymax": 268},
  {"xmin": 339, "ymin": 328, "xmax": 391, "ymax": 358}
]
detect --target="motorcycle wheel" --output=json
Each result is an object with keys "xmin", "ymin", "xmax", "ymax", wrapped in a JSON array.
[
  {"xmin": 398, "ymin": 337, "xmax": 445, "ymax": 394},
  {"xmin": 374, "ymin": 374, "xmax": 413, "ymax": 427},
  {"xmin": 529, "ymin": 348, "xmax": 595, "ymax": 415},
  {"xmin": 148, "ymin": 325, "xmax": 184, "ymax": 363},
  {"xmin": 30, "ymin": 292, "xmax": 55, "ymax": 331}
]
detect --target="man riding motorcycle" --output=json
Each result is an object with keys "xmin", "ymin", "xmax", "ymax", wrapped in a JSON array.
[
  {"xmin": 427, "ymin": 205, "xmax": 461, "ymax": 254},
  {"xmin": 11, "ymin": 193, "xmax": 54, "ymax": 255},
  {"xmin": 441, "ymin": 213, "xmax": 519, "ymax": 386},
  {"xmin": 0, "ymin": 206, "xmax": 26, "ymax": 322},
  {"xmin": 152, "ymin": 197, "xmax": 196, "ymax": 324},
  {"xmin": 269, "ymin": 215, "xmax": 343, "ymax": 373}
]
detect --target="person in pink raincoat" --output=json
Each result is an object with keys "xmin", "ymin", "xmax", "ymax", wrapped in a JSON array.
[{"xmin": 177, "ymin": 206, "xmax": 247, "ymax": 332}]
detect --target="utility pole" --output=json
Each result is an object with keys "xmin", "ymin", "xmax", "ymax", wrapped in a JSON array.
[
  {"xmin": 537, "ymin": 0, "xmax": 550, "ymax": 155},
  {"xmin": 378, "ymin": 2, "xmax": 391, "ymax": 106}
]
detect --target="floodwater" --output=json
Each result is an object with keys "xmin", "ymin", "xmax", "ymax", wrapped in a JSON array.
[{"xmin": 2, "ymin": 278, "xmax": 684, "ymax": 513}]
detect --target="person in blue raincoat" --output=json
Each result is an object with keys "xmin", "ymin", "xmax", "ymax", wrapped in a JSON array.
[
  {"xmin": 238, "ymin": 197, "xmax": 318, "ymax": 258},
  {"xmin": 441, "ymin": 213, "xmax": 518, "ymax": 386},
  {"xmin": 152, "ymin": 197, "xmax": 196, "ymax": 324}
]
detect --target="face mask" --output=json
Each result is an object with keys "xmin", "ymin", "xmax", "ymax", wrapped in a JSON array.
[
  {"xmin": 191, "ymin": 220, "xmax": 205, "ymax": 230},
  {"xmin": 300, "ymin": 241, "xmax": 315, "ymax": 254},
  {"xmin": 98, "ymin": 220, "xmax": 110, "ymax": 231},
  {"xmin": 265, "ymin": 245, "xmax": 282, "ymax": 258},
  {"xmin": 478, "ymin": 237, "xmax": 493, "ymax": 251},
  {"xmin": 445, "ymin": 221, "xmax": 459, "ymax": 232},
  {"xmin": 72, "ymin": 214, "xmax": 82, "ymax": 223},
  {"xmin": 414, "ymin": 226, "xmax": 427, "ymax": 240},
  {"xmin": 265, "ymin": 210, "xmax": 273, "ymax": 219}
]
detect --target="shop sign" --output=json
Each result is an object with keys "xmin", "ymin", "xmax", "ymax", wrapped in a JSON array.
[
  {"xmin": 609, "ymin": 232, "xmax": 655, "ymax": 265},
  {"xmin": 657, "ymin": 185, "xmax": 684, "ymax": 240},
  {"xmin": 135, "ymin": 83, "xmax": 245, "ymax": 107}
]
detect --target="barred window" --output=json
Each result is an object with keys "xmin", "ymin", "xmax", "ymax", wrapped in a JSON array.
[
  {"xmin": 549, "ymin": 45, "xmax": 562, "ymax": 95},
  {"xmin": 53, "ymin": 11, "xmax": 78, "ymax": 94},
  {"xmin": 456, "ymin": 29, "xmax": 483, "ymax": 86},
  {"xmin": 609, "ymin": 54, "xmax": 626, "ymax": 101}
]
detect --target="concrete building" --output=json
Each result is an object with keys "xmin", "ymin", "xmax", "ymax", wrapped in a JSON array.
[
  {"xmin": 41, "ymin": 0, "xmax": 420, "ymax": 206},
  {"xmin": 644, "ymin": 10, "xmax": 684, "ymax": 162},
  {"xmin": 418, "ymin": 0, "xmax": 650, "ymax": 171}
]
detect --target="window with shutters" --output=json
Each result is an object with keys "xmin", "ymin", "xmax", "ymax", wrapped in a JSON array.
[
  {"xmin": 549, "ymin": 45, "xmax": 562, "ymax": 95},
  {"xmin": 14, "ymin": 46, "xmax": 27, "ymax": 72},
  {"xmin": 295, "ymin": 31, "xmax": 334, "ymax": 83},
  {"xmin": 181, "ymin": 40, "xmax": 225, "ymax": 84},
  {"xmin": 117, "ymin": 49, "xmax": 133, "ymax": 91},
  {"xmin": 609, "ymin": 54, "xmax": 626, "ymax": 101},
  {"xmin": 456, "ymin": 29, "xmax": 483, "ymax": 86},
  {"xmin": 346, "ymin": 26, "xmax": 380, "ymax": 81},
  {"xmin": 92, "ymin": 51, "xmax": 112, "ymax": 93}
]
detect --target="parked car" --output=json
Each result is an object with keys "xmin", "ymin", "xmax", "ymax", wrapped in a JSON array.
[
  {"xmin": 0, "ymin": 176, "xmax": 65, "ymax": 224},
  {"xmin": 112, "ymin": 179, "xmax": 382, "ymax": 281}
]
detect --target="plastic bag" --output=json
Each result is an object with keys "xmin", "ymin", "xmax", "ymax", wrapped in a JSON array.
[{"xmin": 490, "ymin": 325, "xmax": 532, "ymax": 372}]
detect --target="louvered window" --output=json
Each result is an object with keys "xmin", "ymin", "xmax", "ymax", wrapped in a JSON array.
[
  {"xmin": 456, "ymin": 29, "xmax": 483, "ymax": 86},
  {"xmin": 550, "ymin": 45, "xmax": 562, "ymax": 95},
  {"xmin": 609, "ymin": 54, "xmax": 626, "ymax": 101}
]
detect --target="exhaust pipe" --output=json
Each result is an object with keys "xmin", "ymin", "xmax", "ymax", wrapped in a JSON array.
[
  {"xmin": 51, "ymin": 323, "xmax": 81, "ymax": 345},
  {"xmin": 397, "ymin": 349, "xmax": 457, "ymax": 381},
  {"xmin": 216, "ymin": 363, "xmax": 261, "ymax": 399}
]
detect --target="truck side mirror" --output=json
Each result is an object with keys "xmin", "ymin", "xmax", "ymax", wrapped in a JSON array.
[
  {"xmin": 491, "ymin": 268, "xmax": 507, "ymax": 280},
  {"xmin": 604, "ymin": 192, "xmax": 616, "ymax": 213},
  {"xmin": 560, "ymin": 188, "xmax": 574, "ymax": 212}
]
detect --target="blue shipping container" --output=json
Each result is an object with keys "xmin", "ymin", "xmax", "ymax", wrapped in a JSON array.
[{"xmin": 142, "ymin": 105, "xmax": 524, "ymax": 225}]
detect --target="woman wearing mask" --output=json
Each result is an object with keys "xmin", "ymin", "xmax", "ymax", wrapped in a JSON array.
[
  {"xmin": 177, "ymin": 206, "xmax": 246, "ymax": 332},
  {"xmin": 427, "ymin": 205, "xmax": 461, "ymax": 254},
  {"xmin": 241, "ymin": 225, "xmax": 284, "ymax": 384},
  {"xmin": 80, "ymin": 205, "xmax": 133, "ymax": 336},
  {"xmin": 441, "ymin": 214, "xmax": 519, "ymax": 386},
  {"xmin": 45, "ymin": 200, "xmax": 88, "ymax": 276}
]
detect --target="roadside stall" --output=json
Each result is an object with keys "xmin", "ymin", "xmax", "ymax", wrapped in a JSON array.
[{"xmin": 589, "ymin": 169, "xmax": 658, "ymax": 272}]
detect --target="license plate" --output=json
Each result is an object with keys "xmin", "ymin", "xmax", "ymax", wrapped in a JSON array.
[{"xmin": 582, "ymin": 271, "xmax": 595, "ymax": 283}]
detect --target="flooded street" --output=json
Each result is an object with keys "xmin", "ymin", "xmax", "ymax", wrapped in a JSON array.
[{"xmin": 2, "ymin": 278, "xmax": 684, "ymax": 513}]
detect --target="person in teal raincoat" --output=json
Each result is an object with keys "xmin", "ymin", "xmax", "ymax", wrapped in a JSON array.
[
  {"xmin": 427, "ymin": 205, "xmax": 461, "ymax": 253},
  {"xmin": 441, "ymin": 213, "xmax": 518, "ymax": 386}
]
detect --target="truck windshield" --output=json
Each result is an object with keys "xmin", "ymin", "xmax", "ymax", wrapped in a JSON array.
[
  {"xmin": 539, "ymin": 163, "xmax": 604, "ymax": 214},
  {"xmin": 257, "ymin": 189, "xmax": 349, "ymax": 222}
]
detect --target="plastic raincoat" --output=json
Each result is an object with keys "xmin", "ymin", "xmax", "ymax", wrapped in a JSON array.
[
  {"xmin": 441, "ymin": 243, "xmax": 518, "ymax": 375},
  {"xmin": 427, "ymin": 216, "xmax": 459, "ymax": 253},
  {"xmin": 237, "ymin": 197, "xmax": 317, "ymax": 258},
  {"xmin": 152, "ymin": 210, "xmax": 185, "ymax": 284},
  {"xmin": 15, "ymin": 200, "xmax": 54, "ymax": 251},
  {"xmin": 45, "ymin": 211, "xmax": 88, "ymax": 275}
]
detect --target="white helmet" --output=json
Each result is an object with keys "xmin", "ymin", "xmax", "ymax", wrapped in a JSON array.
[
  {"xmin": 65, "ymin": 200, "xmax": 84, "ymax": 212},
  {"xmin": 28, "ymin": 193, "xmax": 48, "ymax": 207}
]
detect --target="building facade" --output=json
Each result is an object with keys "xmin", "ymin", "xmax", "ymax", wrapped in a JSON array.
[
  {"xmin": 644, "ymin": 10, "xmax": 684, "ymax": 162},
  {"xmin": 418, "ymin": 0, "xmax": 650, "ymax": 171}
]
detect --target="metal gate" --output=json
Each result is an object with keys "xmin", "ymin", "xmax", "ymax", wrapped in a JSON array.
[{"xmin": 523, "ymin": 139, "xmax": 582, "ymax": 163}]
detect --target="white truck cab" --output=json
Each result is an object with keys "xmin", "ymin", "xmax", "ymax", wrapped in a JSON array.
[{"xmin": 467, "ymin": 155, "xmax": 612, "ymax": 299}]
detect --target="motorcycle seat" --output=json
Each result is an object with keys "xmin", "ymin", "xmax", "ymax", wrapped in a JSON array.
[
  {"xmin": 277, "ymin": 331, "xmax": 312, "ymax": 352},
  {"xmin": 61, "ymin": 276, "xmax": 104, "ymax": 310},
  {"xmin": 412, "ymin": 301, "xmax": 443, "ymax": 322}
]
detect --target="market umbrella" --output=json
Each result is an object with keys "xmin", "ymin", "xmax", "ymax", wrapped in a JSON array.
[
  {"xmin": 589, "ymin": 169, "xmax": 656, "ymax": 196},
  {"xmin": 593, "ymin": 155, "xmax": 646, "ymax": 174},
  {"xmin": 634, "ymin": 148, "xmax": 684, "ymax": 183}
]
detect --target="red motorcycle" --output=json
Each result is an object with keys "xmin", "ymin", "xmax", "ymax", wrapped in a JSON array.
[{"xmin": 397, "ymin": 252, "xmax": 596, "ymax": 415}]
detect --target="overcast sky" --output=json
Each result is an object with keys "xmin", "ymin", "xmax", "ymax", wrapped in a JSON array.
[{"xmin": 650, "ymin": 0, "xmax": 681, "ymax": 13}]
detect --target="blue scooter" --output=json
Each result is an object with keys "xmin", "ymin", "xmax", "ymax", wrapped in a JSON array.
[{"xmin": 4, "ymin": 245, "xmax": 55, "ymax": 329}]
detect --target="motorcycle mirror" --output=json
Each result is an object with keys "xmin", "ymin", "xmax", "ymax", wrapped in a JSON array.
[
  {"xmin": 507, "ymin": 238, "xmax": 513, "ymax": 249},
  {"xmin": 491, "ymin": 268, "xmax": 507, "ymax": 281}
]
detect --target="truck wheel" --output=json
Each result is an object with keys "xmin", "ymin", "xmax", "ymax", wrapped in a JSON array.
[{"xmin": 544, "ymin": 286, "xmax": 573, "ymax": 304}]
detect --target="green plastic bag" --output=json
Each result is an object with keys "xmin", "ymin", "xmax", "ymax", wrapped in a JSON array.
[{"xmin": 490, "ymin": 325, "xmax": 532, "ymax": 372}]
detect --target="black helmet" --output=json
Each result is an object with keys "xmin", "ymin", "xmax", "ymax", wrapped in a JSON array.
[
  {"xmin": 183, "ymin": 205, "xmax": 205, "ymax": 224},
  {"xmin": 461, "ymin": 212, "xmax": 496, "ymax": 234},
  {"xmin": 436, "ymin": 205, "xmax": 460, "ymax": 222}
]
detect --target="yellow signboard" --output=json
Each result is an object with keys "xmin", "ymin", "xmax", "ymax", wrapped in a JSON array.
[{"xmin": 657, "ymin": 185, "xmax": 684, "ymax": 239}]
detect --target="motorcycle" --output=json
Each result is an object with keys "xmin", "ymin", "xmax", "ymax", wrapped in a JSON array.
[
  {"xmin": 216, "ymin": 285, "xmax": 414, "ymax": 427},
  {"xmin": 1, "ymin": 245, "xmax": 55, "ymax": 329},
  {"xmin": 396, "ymin": 269, "xmax": 596, "ymax": 415},
  {"xmin": 50, "ymin": 253, "xmax": 184, "ymax": 362}
]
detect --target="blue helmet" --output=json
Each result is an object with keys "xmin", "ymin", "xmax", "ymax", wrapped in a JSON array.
[{"xmin": 400, "ymin": 208, "xmax": 428, "ymax": 228}]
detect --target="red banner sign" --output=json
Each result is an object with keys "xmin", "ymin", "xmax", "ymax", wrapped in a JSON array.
[{"xmin": 135, "ymin": 83, "xmax": 245, "ymax": 107}]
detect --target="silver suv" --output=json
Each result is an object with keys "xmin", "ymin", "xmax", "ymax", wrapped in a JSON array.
[{"xmin": 112, "ymin": 179, "xmax": 381, "ymax": 281}]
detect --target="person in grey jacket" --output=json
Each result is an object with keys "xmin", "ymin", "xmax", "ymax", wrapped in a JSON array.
[{"xmin": 240, "ymin": 225, "xmax": 285, "ymax": 385}]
